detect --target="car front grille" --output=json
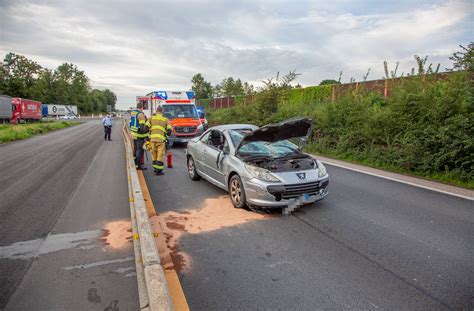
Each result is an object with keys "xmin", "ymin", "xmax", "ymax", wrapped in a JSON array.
[
  {"xmin": 174, "ymin": 126, "xmax": 197, "ymax": 135},
  {"xmin": 267, "ymin": 180, "xmax": 329, "ymax": 199}
]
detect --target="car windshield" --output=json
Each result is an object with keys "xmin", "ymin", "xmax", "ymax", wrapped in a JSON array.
[
  {"xmin": 229, "ymin": 129, "xmax": 300, "ymax": 158},
  {"xmin": 162, "ymin": 104, "xmax": 198, "ymax": 119}
]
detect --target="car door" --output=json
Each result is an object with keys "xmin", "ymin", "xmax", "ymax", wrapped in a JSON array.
[
  {"xmin": 203, "ymin": 130, "xmax": 226, "ymax": 186},
  {"xmin": 193, "ymin": 130, "xmax": 210, "ymax": 173}
]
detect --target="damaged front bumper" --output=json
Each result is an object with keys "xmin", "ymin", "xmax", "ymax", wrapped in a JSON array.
[{"xmin": 243, "ymin": 177, "xmax": 329, "ymax": 208}]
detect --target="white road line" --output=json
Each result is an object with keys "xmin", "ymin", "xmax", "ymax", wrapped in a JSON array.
[
  {"xmin": 115, "ymin": 266, "xmax": 136, "ymax": 273},
  {"xmin": 0, "ymin": 230, "xmax": 102, "ymax": 260},
  {"xmin": 62, "ymin": 256, "xmax": 134, "ymax": 271},
  {"xmin": 319, "ymin": 159, "xmax": 474, "ymax": 201}
]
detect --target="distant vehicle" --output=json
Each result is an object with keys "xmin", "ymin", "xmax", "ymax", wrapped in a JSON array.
[
  {"xmin": 0, "ymin": 96, "xmax": 42, "ymax": 124},
  {"xmin": 0, "ymin": 95, "xmax": 12, "ymax": 123},
  {"xmin": 61, "ymin": 114, "xmax": 78, "ymax": 120},
  {"xmin": 196, "ymin": 106, "xmax": 208, "ymax": 130},
  {"xmin": 186, "ymin": 118, "xmax": 329, "ymax": 210},
  {"xmin": 42, "ymin": 104, "xmax": 78, "ymax": 118},
  {"xmin": 143, "ymin": 91, "xmax": 205, "ymax": 147}
]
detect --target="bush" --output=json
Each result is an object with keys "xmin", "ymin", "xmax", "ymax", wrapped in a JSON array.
[
  {"xmin": 208, "ymin": 71, "xmax": 473, "ymax": 188},
  {"xmin": 0, "ymin": 121, "xmax": 79, "ymax": 143}
]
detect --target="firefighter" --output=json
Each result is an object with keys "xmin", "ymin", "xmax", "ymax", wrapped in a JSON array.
[
  {"xmin": 149, "ymin": 106, "xmax": 172, "ymax": 175},
  {"xmin": 129, "ymin": 102, "xmax": 149, "ymax": 170}
]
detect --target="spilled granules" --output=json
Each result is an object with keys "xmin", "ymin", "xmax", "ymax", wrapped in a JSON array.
[
  {"xmin": 100, "ymin": 221, "xmax": 133, "ymax": 249},
  {"xmin": 150, "ymin": 196, "xmax": 272, "ymax": 273}
]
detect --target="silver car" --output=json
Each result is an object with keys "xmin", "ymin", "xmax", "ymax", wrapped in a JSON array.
[{"xmin": 186, "ymin": 118, "xmax": 329, "ymax": 210}]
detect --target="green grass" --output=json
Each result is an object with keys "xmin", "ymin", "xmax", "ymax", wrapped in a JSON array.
[
  {"xmin": 0, "ymin": 121, "xmax": 80, "ymax": 143},
  {"xmin": 306, "ymin": 144, "xmax": 474, "ymax": 190}
]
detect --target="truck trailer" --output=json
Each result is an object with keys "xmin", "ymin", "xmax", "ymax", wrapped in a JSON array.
[
  {"xmin": 0, "ymin": 95, "xmax": 12, "ymax": 123},
  {"xmin": 42, "ymin": 104, "xmax": 78, "ymax": 117},
  {"xmin": 12, "ymin": 98, "xmax": 42, "ymax": 123},
  {"xmin": 0, "ymin": 96, "xmax": 42, "ymax": 123}
]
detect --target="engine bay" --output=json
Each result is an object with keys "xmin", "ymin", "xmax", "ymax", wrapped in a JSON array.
[{"xmin": 246, "ymin": 154, "xmax": 316, "ymax": 172}]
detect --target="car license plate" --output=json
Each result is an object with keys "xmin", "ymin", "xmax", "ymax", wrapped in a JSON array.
[{"xmin": 301, "ymin": 193, "xmax": 315, "ymax": 204}]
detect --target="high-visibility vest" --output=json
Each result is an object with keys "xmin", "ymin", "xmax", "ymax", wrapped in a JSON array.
[
  {"xmin": 130, "ymin": 110, "xmax": 148, "ymax": 139},
  {"xmin": 150, "ymin": 113, "xmax": 172, "ymax": 142}
]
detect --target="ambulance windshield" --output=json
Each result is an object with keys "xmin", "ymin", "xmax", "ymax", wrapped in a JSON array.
[{"xmin": 162, "ymin": 104, "xmax": 199, "ymax": 119}]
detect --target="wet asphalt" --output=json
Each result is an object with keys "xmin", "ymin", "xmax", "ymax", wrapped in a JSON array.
[
  {"xmin": 0, "ymin": 120, "xmax": 139, "ymax": 310},
  {"xmin": 143, "ymin": 145, "xmax": 474, "ymax": 310}
]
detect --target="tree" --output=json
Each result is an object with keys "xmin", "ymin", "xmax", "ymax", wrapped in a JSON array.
[
  {"xmin": 191, "ymin": 73, "xmax": 212, "ymax": 99},
  {"xmin": 261, "ymin": 70, "xmax": 301, "ymax": 91},
  {"xmin": 449, "ymin": 42, "xmax": 473, "ymax": 72},
  {"xmin": 1, "ymin": 52, "xmax": 116, "ymax": 114},
  {"xmin": 103, "ymin": 89, "xmax": 117, "ymax": 111},
  {"xmin": 319, "ymin": 79, "xmax": 340, "ymax": 86},
  {"xmin": 30, "ymin": 68, "xmax": 54, "ymax": 103},
  {"xmin": 213, "ymin": 77, "xmax": 247, "ymax": 97},
  {"xmin": 243, "ymin": 81, "xmax": 256, "ymax": 95},
  {"xmin": 89, "ymin": 89, "xmax": 106, "ymax": 112},
  {"xmin": 0, "ymin": 53, "xmax": 43, "ymax": 98}
]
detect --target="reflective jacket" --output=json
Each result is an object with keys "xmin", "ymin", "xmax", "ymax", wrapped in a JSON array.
[
  {"xmin": 150, "ymin": 113, "xmax": 172, "ymax": 143},
  {"xmin": 130, "ymin": 110, "xmax": 148, "ymax": 139}
]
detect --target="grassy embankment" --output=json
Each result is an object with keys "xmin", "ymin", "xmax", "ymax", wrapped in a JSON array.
[
  {"xmin": 0, "ymin": 121, "xmax": 80, "ymax": 143},
  {"xmin": 207, "ymin": 71, "xmax": 474, "ymax": 189}
]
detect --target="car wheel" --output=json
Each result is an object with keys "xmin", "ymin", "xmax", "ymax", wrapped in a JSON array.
[
  {"xmin": 229, "ymin": 175, "xmax": 247, "ymax": 209},
  {"xmin": 187, "ymin": 156, "xmax": 201, "ymax": 181}
]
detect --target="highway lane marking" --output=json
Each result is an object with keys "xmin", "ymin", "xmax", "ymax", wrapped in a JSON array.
[
  {"xmin": 115, "ymin": 266, "xmax": 136, "ymax": 274},
  {"xmin": 315, "ymin": 157, "xmax": 474, "ymax": 201},
  {"xmin": 62, "ymin": 256, "xmax": 134, "ymax": 271},
  {"xmin": 0, "ymin": 230, "xmax": 102, "ymax": 260}
]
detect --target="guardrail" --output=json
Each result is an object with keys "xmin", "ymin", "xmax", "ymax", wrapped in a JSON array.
[{"xmin": 122, "ymin": 123, "xmax": 174, "ymax": 311}]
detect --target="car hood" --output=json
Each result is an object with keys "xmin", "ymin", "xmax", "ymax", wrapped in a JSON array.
[{"xmin": 235, "ymin": 117, "xmax": 312, "ymax": 154}]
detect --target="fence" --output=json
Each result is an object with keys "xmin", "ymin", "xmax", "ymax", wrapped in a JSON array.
[{"xmin": 206, "ymin": 72, "xmax": 453, "ymax": 109}]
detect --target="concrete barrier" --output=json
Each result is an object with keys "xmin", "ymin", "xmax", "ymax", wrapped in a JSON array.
[{"xmin": 122, "ymin": 123, "xmax": 174, "ymax": 311}]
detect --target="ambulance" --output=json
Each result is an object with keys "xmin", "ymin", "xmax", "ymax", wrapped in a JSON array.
[{"xmin": 144, "ymin": 91, "xmax": 204, "ymax": 146}]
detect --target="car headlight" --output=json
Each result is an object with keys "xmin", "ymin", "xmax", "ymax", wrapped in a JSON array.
[
  {"xmin": 245, "ymin": 164, "xmax": 281, "ymax": 182},
  {"xmin": 197, "ymin": 124, "xmax": 204, "ymax": 131},
  {"xmin": 316, "ymin": 160, "xmax": 327, "ymax": 178}
]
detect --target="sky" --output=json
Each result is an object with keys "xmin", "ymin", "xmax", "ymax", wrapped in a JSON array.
[{"xmin": 0, "ymin": 0, "xmax": 472, "ymax": 110}]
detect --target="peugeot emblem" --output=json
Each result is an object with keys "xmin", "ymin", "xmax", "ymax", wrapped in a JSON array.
[{"xmin": 296, "ymin": 173, "xmax": 306, "ymax": 180}]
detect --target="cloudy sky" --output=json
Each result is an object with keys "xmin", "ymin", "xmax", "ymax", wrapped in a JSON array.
[{"xmin": 1, "ymin": 0, "xmax": 472, "ymax": 109}]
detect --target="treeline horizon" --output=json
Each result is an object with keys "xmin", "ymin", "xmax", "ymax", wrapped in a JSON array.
[{"xmin": 0, "ymin": 53, "xmax": 117, "ymax": 114}]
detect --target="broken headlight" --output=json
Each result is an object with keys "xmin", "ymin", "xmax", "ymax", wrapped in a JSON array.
[
  {"xmin": 245, "ymin": 163, "xmax": 281, "ymax": 182},
  {"xmin": 316, "ymin": 160, "xmax": 327, "ymax": 178}
]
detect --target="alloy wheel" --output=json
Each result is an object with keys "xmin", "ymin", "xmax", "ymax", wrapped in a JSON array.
[{"xmin": 230, "ymin": 179, "xmax": 241, "ymax": 204}]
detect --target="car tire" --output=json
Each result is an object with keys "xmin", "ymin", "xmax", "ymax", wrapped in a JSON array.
[
  {"xmin": 229, "ymin": 175, "xmax": 247, "ymax": 209},
  {"xmin": 187, "ymin": 156, "xmax": 201, "ymax": 181}
]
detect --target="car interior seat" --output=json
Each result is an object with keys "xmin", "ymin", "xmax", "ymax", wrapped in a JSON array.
[{"xmin": 210, "ymin": 131, "xmax": 223, "ymax": 149}]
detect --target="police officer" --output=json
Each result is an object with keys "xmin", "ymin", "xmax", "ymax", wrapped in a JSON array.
[
  {"xmin": 129, "ymin": 102, "xmax": 149, "ymax": 170},
  {"xmin": 149, "ymin": 106, "xmax": 172, "ymax": 175}
]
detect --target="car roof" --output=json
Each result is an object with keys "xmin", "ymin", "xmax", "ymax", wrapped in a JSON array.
[{"xmin": 209, "ymin": 124, "xmax": 258, "ymax": 131}]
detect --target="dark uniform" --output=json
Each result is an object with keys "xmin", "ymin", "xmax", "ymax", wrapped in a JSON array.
[{"xmin": 130, "ymin": 109, "xmax": 149, "ymax": 169}]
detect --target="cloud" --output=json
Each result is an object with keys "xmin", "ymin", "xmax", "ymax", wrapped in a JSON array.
[{"xmin": 0, "ymin": 0, "xmax": 471, "ymax": 109}]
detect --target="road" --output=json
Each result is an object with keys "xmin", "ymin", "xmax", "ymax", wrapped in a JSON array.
[
  {"xmin": 143, "ymin": 146, "xmax": 474, "ymax": 310},
  {"xmin": 0, "ymin": 120, "xmax": 138, "ymax": 310}
]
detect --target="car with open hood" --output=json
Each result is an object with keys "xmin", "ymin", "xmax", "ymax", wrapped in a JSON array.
[{"xmin": 186, "ymin": 118, "xmax": 329, "ymax": 210}]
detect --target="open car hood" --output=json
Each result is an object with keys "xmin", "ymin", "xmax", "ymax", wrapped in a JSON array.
[{"xmin": 235, "ymin": 117, "xmax": 312, "ymax": 154}]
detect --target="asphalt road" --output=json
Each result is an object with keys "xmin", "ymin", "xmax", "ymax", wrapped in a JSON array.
[
  {"xmin": 0, "ymin": 120, "xmax": 138, "ymax": 310},
  {"xmin": 143, "ymin": 146, "xmax": 474, "ymax": 310}
]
